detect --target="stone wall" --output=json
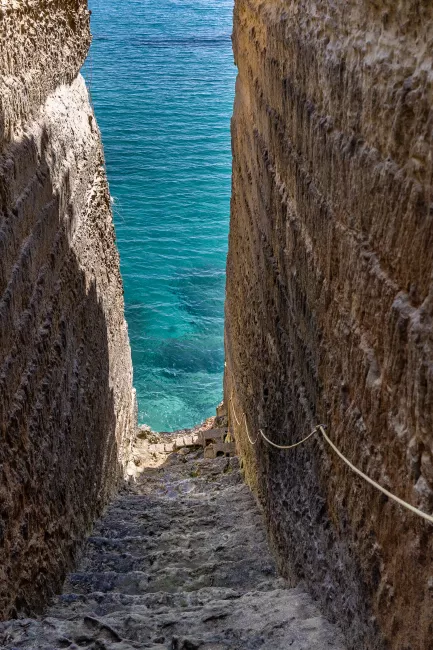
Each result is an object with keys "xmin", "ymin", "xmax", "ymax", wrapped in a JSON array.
[
  {"xmin": 0, "ymin": 0, "xmax": 135, "ymax": 618},
  {"xmin": 225, "ymin": 1, "xmax": 433, "ymax": 648}
]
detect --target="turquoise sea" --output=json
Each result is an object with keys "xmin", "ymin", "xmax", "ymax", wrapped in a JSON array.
[{"xmin": 83, "ymin": 0, "xmax": 235, "ymax": 431}]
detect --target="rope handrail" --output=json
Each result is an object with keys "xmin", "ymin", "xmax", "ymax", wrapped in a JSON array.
[
  {"xmin": 231, "ymin": 392, "xmax": 259, "ymax": 443},
  {"xmin": 317, "ymin": 425, "xmax": 433, "ymax": 525},
  {"xmin": 245, "ymin": 414, "xmax": 260, "ymax": 445},
  {"xmin": 229, "ymin": 393, "xmax": 433, "ymax": 525},
  {"xmin": 259, "ymin": 427, "xmax": 318, "ymax": 450},
  {"xmin": 231, "ymin": 392, "xmax": 241, "ymax": 426},
  {"xmin": 230, "ymin": 393, "xmax": 317, "ymax": 449}
]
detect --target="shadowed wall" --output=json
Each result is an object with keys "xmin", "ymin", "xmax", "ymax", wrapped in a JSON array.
[{"xmin": 0, "ymin": 0, "xmax": 135, "ymax": 617}]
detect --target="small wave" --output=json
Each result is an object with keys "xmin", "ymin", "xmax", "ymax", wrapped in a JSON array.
[
  {"xmin": 93, "ymin": 33, "xmax": 231, "ymax": 49},
  {"xmin": 132, "ymin": 35, "xmax": 231, "ymax": 48}
]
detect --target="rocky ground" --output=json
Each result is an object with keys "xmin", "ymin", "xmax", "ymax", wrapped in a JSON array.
[{"xmin": 0, "ymin": 425, "xmax": 345, "ymax": 649}]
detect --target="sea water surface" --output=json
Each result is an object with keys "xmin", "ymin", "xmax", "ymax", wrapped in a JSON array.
[{"xmin": 83, "ymin": 0, "xmax": 235, "ymax": 431}]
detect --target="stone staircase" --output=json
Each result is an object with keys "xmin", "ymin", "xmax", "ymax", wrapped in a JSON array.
[{"xmin": 0, "ymin": 429, "xmax": 346, "ymax": 650}]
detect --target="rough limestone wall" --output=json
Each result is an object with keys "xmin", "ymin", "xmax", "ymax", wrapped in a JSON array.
[
  {"xmin": 225, "ymin": 1, "xmax": 433, "ymax": 649},
  {"xmin": 0, "ymin": 0, "xmax": 135, "ymax": 618}
]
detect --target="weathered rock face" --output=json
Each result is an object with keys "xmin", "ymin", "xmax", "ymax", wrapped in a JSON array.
[
  {"xmin": 0, "ymin": 0, "xmax": 135, "ymax": 619},
  {"xmin": 225, "ymin": 1, "xmax": 433, "ymax": 648}
]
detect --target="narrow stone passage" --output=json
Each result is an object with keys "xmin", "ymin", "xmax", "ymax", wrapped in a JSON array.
[{"xmin": 1, "ymin": 429, "xmax": 345, "ymax": 650}]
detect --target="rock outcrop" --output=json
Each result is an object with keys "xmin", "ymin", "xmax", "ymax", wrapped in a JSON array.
[
  {"xmin": 0, "ymin": 0, "xmax": 135, "ymax": 618},
  {"xmin": 225, "ymin": 1, "xmax": 433, "ymax": 649}
]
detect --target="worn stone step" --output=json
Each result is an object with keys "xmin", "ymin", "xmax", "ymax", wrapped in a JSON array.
[
  {"xmin": 80, "ymin": 538, "xmax": 270, "ymax": 574},
  {"xmin": 103, "ymin": 487, "xmax": 254, "ymax": 510},
  {"xmin": 47, "ymin": 585, "xmax": 250, "ymax": 619},
  {"xmin": 0, "ymin": 587, "xmax": 344, "ymax": 650},
  {"xmin": 90, "ymin": 515, "xmax": 263, "ymax": 544},
  {"xmin": 91, "ymin": 518, "xmax": 232, "ymax": 541},
  {"xmin": 49, "ymin": 584, "xmax": 305, "ymax": 622},
  {"xmin": 64, "ymin": 554, "xmax": 278, "ymax": 595},
  {"xmin": 98, "ymin": 499, "xmax": 256, "ymax": 526},
  {"xmin": 85, "ymin": 523, "xmax": 267, "ymax": 556},
  {"xmin": 91, "ymin": 510, "xmax": 264, "ymax": 541},
  {"xmin": 93, "ymin": 489, "xmax": 260, "ymax": 524}
]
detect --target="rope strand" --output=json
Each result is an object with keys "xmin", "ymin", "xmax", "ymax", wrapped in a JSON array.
[
  {"xmin": 230, "ymin": 393, "xmax": 259, "ymax": 443},
  {"xmin": 259, "ymin": 427, "xmax": 318, "ymax": 450},
  {"xmin": 230, "ymin": 392, "xmax": 241, "ymax": 426},
  {"xmin": 228, "ymin": 387, "xmax": 433, "ymax": 525},
  {"xmin": 317, "ymin": 426, "xmax": 433, "ymax": 525},
  {"xmin": 244, "ymin": 414, "xmax": 260, "ymax": 445}
]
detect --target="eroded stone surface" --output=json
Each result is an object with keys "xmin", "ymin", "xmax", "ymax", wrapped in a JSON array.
[
  {"xmin": 0, "ymin": 0, "xmax": 135, "ymax": 618},
  {"xmin": 225, "ymin": 1, "xmax": 433, "ymax": 649},
  {"xmin": 0, "ymin": 445, "xmax": 346, "ymax": 649}
]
